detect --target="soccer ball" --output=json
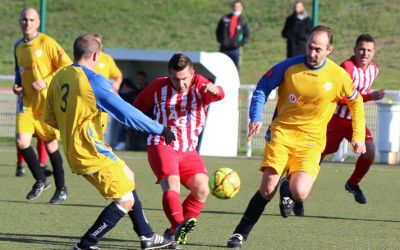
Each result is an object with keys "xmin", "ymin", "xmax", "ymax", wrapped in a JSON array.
[{"xmin": 209, "ymin": 168, "xmax": 241, "ymax": 199}]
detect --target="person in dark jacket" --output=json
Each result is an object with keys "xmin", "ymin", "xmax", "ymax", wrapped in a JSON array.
[
  {"xmin": 216, "ymin": 0, "xmax": 250, "ymax": 72},
  {"xmin": 282, "ymin": 1, "xmax": 313, "ymax": 58}
]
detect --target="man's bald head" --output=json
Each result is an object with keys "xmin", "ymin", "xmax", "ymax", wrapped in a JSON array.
[{"xmin": 19, "ymin": 7, "xmax": 40, "ymax": 40}]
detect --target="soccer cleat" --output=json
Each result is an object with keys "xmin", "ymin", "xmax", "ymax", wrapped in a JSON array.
[
  {"xmin": 293, "ymin": 202, "xmax": 304, "ymax": 216},
  {"xmin": 163, "ymin": 229, "xmax": 182, "ymax": 249},
  {"xmin": 140, "ymin": 233, "xmax": 172, "ymax": 250},
  {"xmin": 174, "ymin": 217, "xmax": 197, "ymax": 245},
  {"xmin": 227, "ymin": 233, "xmax": 244, "ymax": 248},
  {"xmin": 49, "ymin": 187, "xmax": 68, "ymax": 204},
  {"xmin": 279, "ymin": 179, "xmax": 294, "ymax": 218},
  {"xmin": 16, "ymin": 164, "xmax": 25, "ymax": 177},
  {"xmin": 345, "ymin": 182, "xmax": 367, "ymax": 204},
  {"xmin": 26, "ymin": 179, "xmax": 51, "ymax": 200},
  {"xmin": 72, "ymin": 243, "xmax": 100, "ymax": 250}
]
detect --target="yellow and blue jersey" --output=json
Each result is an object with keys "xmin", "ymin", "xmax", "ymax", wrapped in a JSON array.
[
  {"xmin": 250, "ymin": 55, "xmax": 365, "ymax": 151},
  {"xmin": 45, "ymin": 64, "xmax": 164, "ymax": 175},
  {"xmin": 14, "ymin": 33, "xmax": 72, "ymax": 115}
]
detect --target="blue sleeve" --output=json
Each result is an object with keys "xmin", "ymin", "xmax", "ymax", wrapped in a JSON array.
[
  {"xmin": 249, "ymin": 56, "xmax": 304, "ymax": 122},
  {"xmin": 86, "ymin": 70, "xmax": 164, "ymax": 135},
  {"xmin": 14, "ymin": 40, "xmax": 22, "ymax": 85}
]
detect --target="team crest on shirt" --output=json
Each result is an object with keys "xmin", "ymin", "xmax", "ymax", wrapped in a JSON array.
[
  {"xmin": 323, "ymin": 82, "xmax": 332, "ymax": 91},
  {"xmin": 288, "ymin": 93, "xmax": 297, "ymax": 103},
  {"xmin": 35, "ymin": 49, "xmax": 43, "ymax": 57}
]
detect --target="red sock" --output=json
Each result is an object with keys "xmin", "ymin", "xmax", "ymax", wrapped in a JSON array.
[
  {"xmin": 182, "ymin": 193, "xmax": 205, "ymax": 220},
  {"xmin": 163, "ymin": 190, "xmax": 184, "ymax": 232},
  {"xmin": 37, "ymin": 139, "xmax": 48, "ymax": 166},
  {"xmin": 17, "ymin": 147, "xmax": 24, "ymax": 165},
  {"xmin": 348, "ymin": 155, "xmax": 373, "ymax": 186}
]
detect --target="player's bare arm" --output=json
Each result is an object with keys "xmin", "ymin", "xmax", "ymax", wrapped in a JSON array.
[
  {"xmin": 247, "ymin": 121, "xmax": 262, "ymax": 141},
  {"xmin": 32, "ymin": 79, "xmax": 47, "ymax": 92},
  {"xmin": 12, "ymin": 84, "xmax": 23, "ymax": 95},
  {"xmin": 351, "ymin": 140, "xmax": 366, "ymax": 154}
]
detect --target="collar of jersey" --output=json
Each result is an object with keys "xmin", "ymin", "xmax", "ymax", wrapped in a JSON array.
[
  {"xmin": 304, "ymin": 58, "xmax": 326, "ymax": 70},
  {"xmin": 23, "ymin": 32, "xmax": 40, "ymax": 43}
]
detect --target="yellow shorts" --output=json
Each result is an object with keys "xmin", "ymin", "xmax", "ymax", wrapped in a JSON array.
[
  {"xmin": 84, "ymin": 164, "xmax": 135, "ymax": 200},
  {"xmin": 100, "ymin": 112, "xmax": 108, "ymax": 135},
  {"xmin": 260, "ymin": 140, "xmax": 321, "ymax": 180},
  {"xmin": 16, "ymin": 111, "xmax": 59, "ymax": 141}
]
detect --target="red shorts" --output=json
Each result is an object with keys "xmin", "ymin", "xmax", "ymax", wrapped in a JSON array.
[
  {"xmin": 147, "ymin": 145, "xmax": 208, "ymax": 183},
  {"xmin": 322, "ymin": 115, "xmax": 373, "ymax": 156}
]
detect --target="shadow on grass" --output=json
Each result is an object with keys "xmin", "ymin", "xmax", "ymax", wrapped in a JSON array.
[
  {"xmin": 2, "ymin": 199, "xmax": 400, "ymax": 225},
  {"xmin": 0, "ymin": 232, "xmax": 139, "ymax": 249}
]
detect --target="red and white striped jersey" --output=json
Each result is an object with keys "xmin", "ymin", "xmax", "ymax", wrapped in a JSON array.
[
  {"xmin": 133, "ymin": 73, "xmax": 224, "ymax": 152},
  {"xmin": 334, "ymin": 56, "xmax": 379, "ymax": 120}
]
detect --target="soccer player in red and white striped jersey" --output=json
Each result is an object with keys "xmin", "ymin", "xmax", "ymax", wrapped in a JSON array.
[
  {"xmin": 134, "ymin": 53, "xmax": 224, "ymax": 245},
  {"xmin": 322, "ymin": 34, "xmax": 385, "ymax": 204}
]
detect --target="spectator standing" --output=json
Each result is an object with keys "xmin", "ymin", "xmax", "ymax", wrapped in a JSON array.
[
  {"xmin": 216, "ymin": 0, "xmax": 250, "ymax": 71},
  {"xmin": 282, "ymin": 1, "xmax": 313, "ymax": 58}
]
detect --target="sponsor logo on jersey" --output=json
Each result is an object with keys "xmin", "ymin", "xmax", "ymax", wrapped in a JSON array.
[
  {"xmin": 98, "ymin": 62, "xmax": 105, "ymax": 68},
  {"xmin": 323, "ymin": 82, "xmax": 332, "ymax": 91},
  {"xmin": 35, "ymin": 49, "xmax": 43, "ymax": 57},
  {"xmin": 305, "ymin": 72, "xmax": 318, "ymax": 77},
  {"xmin": 288, "ymin": 93, "xmax": 297, "ymax": 104}
]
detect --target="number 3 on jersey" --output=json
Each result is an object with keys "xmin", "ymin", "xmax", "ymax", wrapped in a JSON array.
[{"xmin": 60, "ymin": 83, "xmax": 70, "ymax": 112}]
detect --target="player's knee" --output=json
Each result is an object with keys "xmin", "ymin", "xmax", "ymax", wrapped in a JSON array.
[
  {"xmin": 192, "ymin": 182, "xmax": 209, "ymax": 200},
  {"xmin": 45, "ymin": 140, "xmax": 59, "ymax": 153},
  {"xmin": 290, "ymin": 188, "xmax": 309, "ymax": 203},
  {"xmin": 258, "ymin": 184, "xmax": 277, "ymax": 200},
  {"xmin": 16, "ymin": 139, "xmax": 30, "ymax": 149},
  {"xmin": 160, "ymin": 175, "xmax": 181, "ymax": 192},
  {"xmin": 115, "ymin": 191, "xmax": 135, "ymax": 213}
]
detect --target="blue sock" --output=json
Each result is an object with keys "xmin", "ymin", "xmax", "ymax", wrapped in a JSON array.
[
  {"xmin": 233, "ymin": 191, "xmax": 269, "ymax": 239},
  {"xmin": 128, "ymin": 190, "xmax": 154, "ymax": 238},
  {"xmin": 78, "ymin": 202, "xmax": 125, "ymax": 248}
]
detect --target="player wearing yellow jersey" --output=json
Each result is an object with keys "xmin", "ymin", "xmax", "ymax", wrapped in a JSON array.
[
  {"xmin": 45, "ymin": 34, "xmax": 174, "ymax": 250},
  {"xmin": 227, "ymin": 26, "xmax": 367, "ymax": 249},
  {"xmin": 92, "ymin": 33, "xmax": 123, "ymax": 135},
  {"xmin": 13, "ymin": 7, "xmax": 72, "ymax": 204}
]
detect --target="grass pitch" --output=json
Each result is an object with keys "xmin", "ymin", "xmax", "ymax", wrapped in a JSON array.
[{"xmin": 1, "ymin": 143, "xmax": 400, "ymax": 249}]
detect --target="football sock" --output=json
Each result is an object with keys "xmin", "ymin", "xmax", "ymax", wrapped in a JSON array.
[
  {"xmin": 37, "ymin": 139, "xmax": 48, "ymax": 165},
  {"xmin": 348, "ymin": 155, "xmax": 373, "ymax": 186},
  {"xmin": 78, "ymin": 202, "xmax": 126, "ymax": 248},
  {"xmin": 163, "ymin": 189, "xmax": 184, "ymax": 232},
  {"xmin": 233, "ymin": 191, "xmax": 269, "ymax": 239},
  {"xmin": 17, "ymin": 146, "xmax": 24, "ymax": 165},
  {"xmin": 48, "ymin": 150, "xmax": 65, "ymax": 189},
  {"xmin": 280, "ymin": 179, "xmax": 292, "ymax": 198},
  {"xmin": 182, "ymin": 193, "xmax": 204, "ymax": 219},
  {"xmin": 128, "ymin": 190, "xmax": 154, "ymax": 238},
  {"xmin": 19, "ymin": 146, "xmax": 45, "ymax": 181}
]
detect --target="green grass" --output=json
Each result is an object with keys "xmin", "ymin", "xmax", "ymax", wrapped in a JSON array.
[
  {"xmin": 1, "ymin": 143, "xmax": 400, "ymax": 249},
  {"xmin": 0, "ymin": 0, "xmax": 399, "ymax": 89}
]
